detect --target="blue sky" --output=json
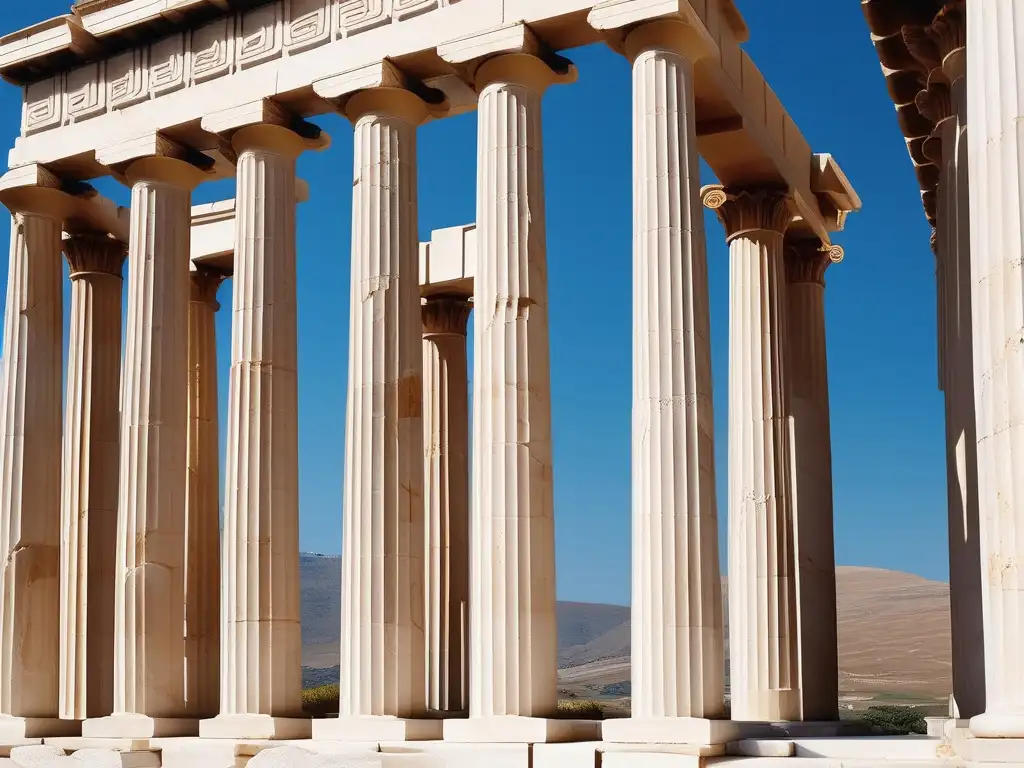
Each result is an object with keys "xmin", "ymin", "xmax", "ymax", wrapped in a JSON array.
[{"xmin": 0, "ymin": 0, "xmax": 943, "ymax": 605}]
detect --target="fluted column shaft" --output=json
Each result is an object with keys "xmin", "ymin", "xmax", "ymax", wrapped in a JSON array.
[
  {"xmin": 0, "ymin": 213, "xmax": 63, "ymax": 719},
  {"xmin": 784, "ymin": 241, "xmax": 840, "ymax": 722},
  {"xmin": 111, "ymin": 157, "xmax": 200, "ymax": 721},
  {"xmin": 470, "ymin": 53, "xmax": 560, "ymax": 719},
  {"xmin": 59, "ymin": 235, "xmax": 126, "ymax": 721},
  {"xmin": 187, "ymin": 268, "xmax": 225, "ymax": 719},
  {"xmin": 706, "ymin": 186, "xmax": 799, "ymax": 722},
  {"xmin": 628, "ymin": 25, "xmax": 724, "ymax": 720},
  {"xmin": 422, "ymin": 296, "xmax": 471, "ymax": 714},
  {"xmin": 966, "ymin": 0, "xmax": 1024, "ymax": 738},
  {"xmin": 218, "ymin": 125, "xmax": 303, "ymax": 721},
  {"xmin": 340, "ymin": 89, "xmax": 427, "ymax": 719}
]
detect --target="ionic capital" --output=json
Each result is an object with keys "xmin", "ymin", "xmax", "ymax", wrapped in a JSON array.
[
  {"xmin": 189, "ymin": 267, "xmax": 228, "ymax": 309},
  {"xmin": 785, "ymin": 238, "xmax": 843, "ymax": 286},
  {"xmin": 422, "ymin": 295, "xmax": 472, "ymax": 337},
  {"xmin": 62, "ymin": 233, "xmax": 127, "ymax": 280},
  {"xmin": 701, "ymin": 185, "xmax": 792, "ymax": 243}
]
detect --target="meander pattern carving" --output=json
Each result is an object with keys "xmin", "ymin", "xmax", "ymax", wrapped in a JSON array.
[{"xmin": 24, "ymin": 0, "xmax": 458, "ymax": 135}]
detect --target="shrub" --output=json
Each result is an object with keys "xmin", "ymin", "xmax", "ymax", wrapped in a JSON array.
[
  {"xmin": 302, "ymin": 683, "xmax": 340, "ymax": 718},
  {"xmin": 853, "ymin": 705, "xmax": 929, "ymax": 735},
  {"xmin": 556, "ymin": 698, "xmax": 605, "ymax": 720}
]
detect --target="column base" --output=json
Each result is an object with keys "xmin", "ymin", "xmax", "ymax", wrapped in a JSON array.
[
  {"xmin": 199, "ymin": 714, "xmax": 311, "ymax": 740},
  {"xmin": 444, "ymin": 716, "xmax": 602, "ymax": 743},
  {"xmin": 955, "ymin": 736, "xmax": 1024, "ymax": 765},
  {"xmin": 83, "ymin": 714, "xmax": 198, "ymax": 738},
  {"xmin": 602, "ymin": 717, "xmax": 741, "ymax": 746},
  {"xmin": 0, "ymin": 717, "xmax": 80, "ymax": 740},
  {"xmin": 971, "ymin": 712, "xmax": 1024, "ymax": 738},
  {"xmin": 312, "ymin": 716, "xmax": 443, "ymax": 742}
]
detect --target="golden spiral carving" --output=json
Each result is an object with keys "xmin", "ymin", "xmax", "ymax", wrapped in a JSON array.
[
  {"xmin": 700, "ymin": 185, "xmax": 728, "ymax": 210},
  {"xmin": 827, "ymin": 244, "xmax": 844, "ymax": 264}
]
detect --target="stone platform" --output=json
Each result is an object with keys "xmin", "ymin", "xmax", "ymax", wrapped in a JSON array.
[{"xmin": 0, "ymin": 734, "xmax": 1001, "ymax": 767}]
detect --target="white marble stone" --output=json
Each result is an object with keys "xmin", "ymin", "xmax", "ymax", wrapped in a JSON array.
[
  {"xmin": 313, "ymin": 718, "xmax": 443, "ymax": 742},
  {"xmin": 443, "ymin": 718, "xmax": 601, "ymax": 744},
  {"xmin": 0, "ymin": 212, "xmax": 63, "ymax": 726},
  {"xmin": 59, "ymin": 234, "xmax": 126, "ymax": 722},
  {"xmin": 965, "ymin": 0, "xmax": 1024, "ymax": 740},
  {"xmin": 601, "ymin": 718, "xmax": 741, "ymax": 746},
  {"xmin": 421, "ymin": 296, "xmax": 471, "ymax": 714},
  {"xmin": 336, "ymin": 84, "xmax": 430, "ymax": 731},
  {"xmin": 705, "ymin": 185, "xmax": 800, "ymax": 723},
  {"xmin": 204, "ymin": 119, "xmax": 312, "ymax": 737}
]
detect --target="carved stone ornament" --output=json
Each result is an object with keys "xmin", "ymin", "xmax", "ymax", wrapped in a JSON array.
[
  {"xmin": 701, "ymin": 185, "xmax": 792, "ymax": 242},
  {"xmin": 784, "ymin": 239, "xmax": 842, "ymax": 286},
  {"xmin": 62, "ymin": 234, "xmax": 127, "ymax": 278},
  {"xmin": 422, "ymin": 295, "xmax": 472, "ymax": 336}
]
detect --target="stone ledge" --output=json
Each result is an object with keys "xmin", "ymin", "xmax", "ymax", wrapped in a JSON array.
[{"xmin": 443, "ymin": 717, "xmax": 601, "ymax": 744}]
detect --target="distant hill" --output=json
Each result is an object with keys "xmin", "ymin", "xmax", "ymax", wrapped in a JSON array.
[{"xmin": 299, "ymin": 555, "xmax": 952, "ymax": 701}]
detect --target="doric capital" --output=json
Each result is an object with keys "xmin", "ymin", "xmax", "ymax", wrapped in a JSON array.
[
  {"xmin": 784, "ymin": 239, "xmax": 843, "ymax": 286},
  {"xmin": 62, "ymin": 233, "xmax": 127, "ymax": 279},
  {"xmin": 701, "ymin": 185, "xmax": 792, "ymax": 242},
  {"xmin": 929, "ymin": 2, "xmax": 966, "ymax": 81},
  {"xmin": 202, "ymin": 98, "xmax": 330, "ymax": 159},
  {"xmin": 422, "ymin": 295, "xmax": 472, "ymax": 336},
  {"xmin": 190, "ymin": 267, "xmax": 227, "ymax": 309}
]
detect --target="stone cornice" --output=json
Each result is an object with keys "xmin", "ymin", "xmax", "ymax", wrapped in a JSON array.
[
  {"xmin": 701, "ymin": 185, "xmax": 791, "ymax": 242},
  {"xmin": 422, "ymin": 295, "xmax": 471, "ymax": 336},
  {"xmin": 62, "ymin": 232, "xmax": 126, "ymax": 278},
  {"xmin": 784, "ymin": 239, "xmax": 843, "ymax": 286},
  {"xmin": 189, "ymin": 266, "xmax": 227, "ymax": 308}
]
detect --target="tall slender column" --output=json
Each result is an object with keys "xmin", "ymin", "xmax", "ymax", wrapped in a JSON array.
[
  {"xmin": 317, "ymin": 84, "xmax": 438, "ymax": 743},
  {"xmin": 911, "ymin": 3, "xmax": 985, "ymax": 721},
  {"xmin": 0, "ymin": 210, "xmax": 67, "ymax": 739},
  {"xmin": 200, "ymin": 122, "xmax": 313, "ymax": 741},
  {"xmin": 600, "ymin": 19, "xmax": 730, "ymax": 748},
  {"xmin": 442, "ymin": 51, "xmax": 578, "ymax": 745},
  {"xmin": 422, "ymin": 295, "xmax": 471, "ymax": 715},
  {"xmin": 784, "ymin": 239, "xmax": 842, "ymax": 723},
  {"xmin": 966, "ymin": 0, "xmax": 1024, "ymax": 740},
  {"xmin": 704, "ymin": 185, "xmax": 799, "ymax": 723},
  {"xmin": 85, "ymin": 149, "xmax": 207, "ymax": 739},
  {"xmin": 59, "ymin": 234, "xmax": 127, "ymax": 722},
  {"xmin": 186, "ymin": 267, "xmax": 225, "ymax": 722}
]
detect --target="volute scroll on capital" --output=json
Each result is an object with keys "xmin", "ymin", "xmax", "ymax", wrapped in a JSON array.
[
  {"xmin": 784, "ymin": 238, "xmax": 844, "ymax": 286},
  {"xmin": 701, "ymin": 184, "xmax": 793, "ymax": 242}
]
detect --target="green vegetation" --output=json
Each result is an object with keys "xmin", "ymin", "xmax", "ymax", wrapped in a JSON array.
[
  {"xmin": 849, "ymin": 705, "xmax": 929, "ymax": 735},
  {"xmin": 556, "ymin": 698, "xmax": 605, "ymax": 720},
  {"xmin": 302, "ymin": 683, "xmax": 340, "ymax": 718}
]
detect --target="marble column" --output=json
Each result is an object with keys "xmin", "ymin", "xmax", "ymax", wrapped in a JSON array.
[
  {"xmin": 318, "ymin": 85, "xmax": 437, "ymax": 743},
  {"xmin": 912, "ymin": 2, "xmax": 985, "ymax": 721},
  {"xmin": 0, "ymin": 212, "xmax": 68, "ymax": 740},
  {"xmin": 966, "ymin": 0, "xmax": 1024, "ymax": 739},
  {"xmin": 186, "ymin": 267, "xmax": 225, "ymax": 723},
  {"xmin": 784, "ymin": 239, "xmax": 842, "ymax": 723},
  {"xmin": 422, "ymin": 295, "xmax": 471, "ymax": 715},
  {"xmin": 59, "ymin": 234, "xmax": 127, "ymax": 722},
  {"xmin": 201, "ymin": 123, "xmax": 309, "ymax": 740},
  {"xmin": 85, "ymin": 153, "xmax": 206, "ymax": 739},
  {"xmin": 602, "ymin": 19, "xmax": 730, "ymax": 748},
  {"xmin": 704, "ymin": 185, "xmax": 800, "ymax": 723}
]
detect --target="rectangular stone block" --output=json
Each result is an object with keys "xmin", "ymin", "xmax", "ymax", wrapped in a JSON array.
[
  {"xmin": 312, "ymin": 716, "xmax": 443, "ymax": 742},
  {"xmin": 83, "ymin": 715, "xmax": 198, "ymax": 739},
  {"xmin": 726, "ymin": 739, "xmax": 795, "ymax": 757},
  {"xmin": 443, "ymin": 717, "xmax": 601, "ymax": 744},
  {"xmin": 602, "ymin": 717, "xmax": 741, "ymax": 746},
  {"xmin": 199, "ymin": 715, "xmax": 312, "ymax": 740},
  {"xmin": 0, "ymin": 719, "xmax": 79, "ymax": 741}
]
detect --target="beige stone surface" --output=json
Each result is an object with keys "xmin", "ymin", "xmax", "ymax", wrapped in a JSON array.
[
  {"xmin": 442, "ymin": 718, "xmax": 601, "ymax": 744},
  {"xmin": 964, "ymin": 0, "xmax": 1024, "ymax": 741},
  {"xmin": 619, "ymin": 23, "xmax": 725, "ymax": 728},
  {"xmin": 706, "ymin": 186, "xmax": 800, "ymax": 723},
  {"xmin": 185, "ymin": 267, "xmax": 225, "ymax": 722},
  {"xmin": 0, "ymin": 212, "xmax": 63, "ymax": 722},
  {"xmin": 421, "ymin": 296, "xmax": 471, "ymax": 715},
  {"xmin": 59, "ymin": 234, "xmax": 126, "ymax": 722},
  {"xmin": 209, "ymin": 119, "xmax": 309, "ymax": 733},
  {"xmin": 338, "ymin": 84, "xmax": 429, "ymax": 726},
  {"xmin": 462, "ymin": 50, "xmax": 569, "ymax": 727}
]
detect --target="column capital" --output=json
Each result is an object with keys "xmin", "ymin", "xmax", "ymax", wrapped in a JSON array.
[
  {"xmin": 189, "ymin": 267, "xmax": 227, "ymax": 309},
  {"xmin": 701, "ymin": 185, "xmax": 792, "ymax": 243},
  {"xmin": 916, "ymin": 78, "xmax": 953, "ymax": 132},
  {"xmin": 314, "ymin": 60, "xmax": 450, "ymax": 126},
  {"xmin": 784, "ymin": 238, "xmax": 843, "ymax": 286},
  {"xmin": 62, "ymin": 233, "xmax": 127, "ymax": 280},
  {"xmin": 202, "ymin": 98, "xmax": 330, "ymax": 159},
  {"xmin": 422, "ymin": 295, "xmax": 472, "ymax": 337},
  {"xmin": 0, "ymin": 166, "xmax": 127, "ymax": 239},
  {"xmin": 96, "ymin": 132, "xmax": 215, "ymax": 190},
  {"xmin": 930, "ymin": 2, "xmax": 967, "ymax": 81}
]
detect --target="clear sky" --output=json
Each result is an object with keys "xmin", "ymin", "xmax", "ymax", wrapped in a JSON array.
[{"xmin": 0, "ymin": 0, "xmax": 944, "ymax": 606}]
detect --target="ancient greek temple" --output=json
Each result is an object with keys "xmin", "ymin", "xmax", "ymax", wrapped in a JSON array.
[{"xmin": 0, "ymin": 0, "xmax": 1013, "ymax": 765}]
